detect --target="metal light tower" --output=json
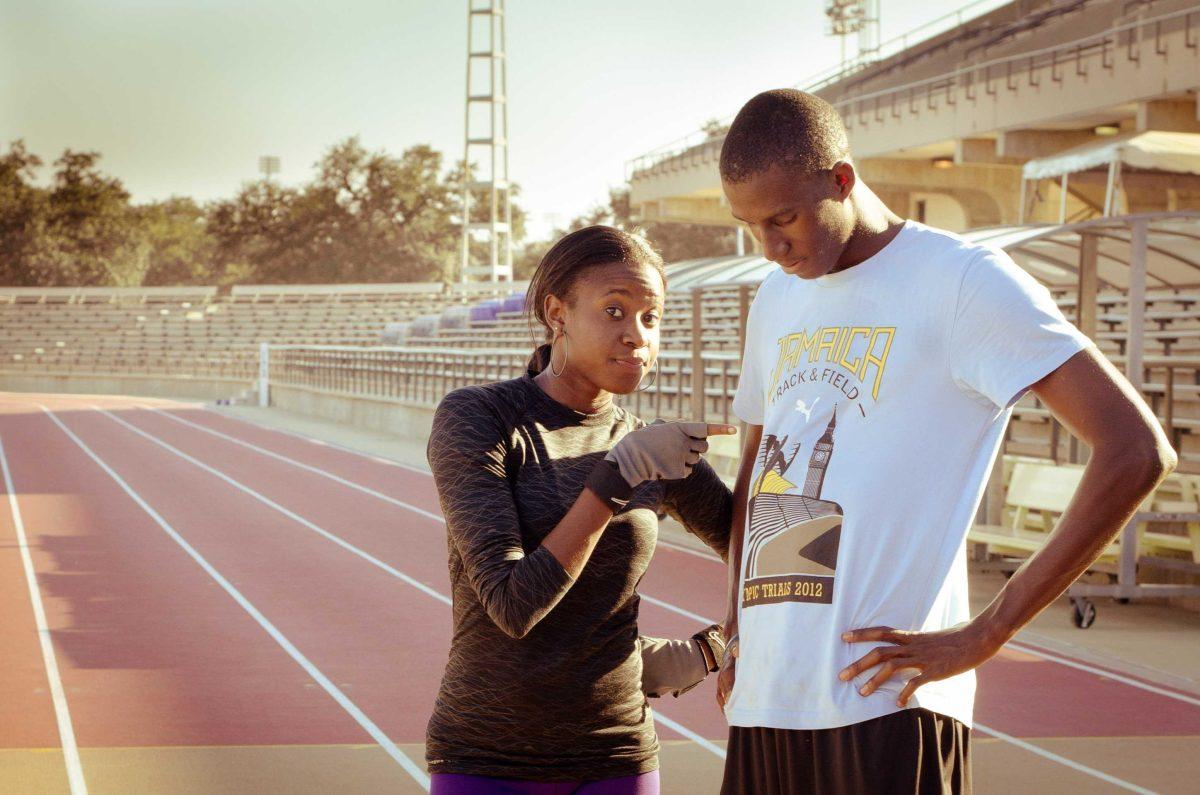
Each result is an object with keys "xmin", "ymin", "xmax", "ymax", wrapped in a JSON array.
[
  {"xmin": 259, "ymin": 156, "xmax": 280, "ymax": 183},
  {"xmin": 460, "ymin": 0, "xmax": 513, "ymax": 283},
  {"xmin": 825, "ymin": 0, "xmax": 879, "ymax": 68}
]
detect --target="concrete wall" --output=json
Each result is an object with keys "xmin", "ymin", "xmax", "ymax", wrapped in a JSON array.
[
  {"xmin": 265, "ymin": 383, "xmax": 746, "ymax": 486},
  {"xmin": 268, "ymin": 383, "xmax": 436, "ymax": 444},
  {"xmin": 0, "ymin": 370, "xmax": 252, "ymax": 401}
]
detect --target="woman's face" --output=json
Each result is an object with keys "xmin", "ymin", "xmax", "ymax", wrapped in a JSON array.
[{"xmin": 544, "ymin": 260, "xmax": 665, "ymax": 396}]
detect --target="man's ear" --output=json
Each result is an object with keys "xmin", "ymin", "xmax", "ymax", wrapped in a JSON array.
[{"xmin": 832, "ymin": 161, "xmax": 856, "ymax": 200}]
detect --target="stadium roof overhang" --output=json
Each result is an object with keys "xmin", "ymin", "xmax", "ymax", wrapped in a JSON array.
[
  {"xmin": 665, "ymin": 212, "xmax": 1200, "ymax": 292},
  {"xmin": 964, "ymin": 212, "xmax": 1200, "ymax": 292},
  {"xmin": 1021, "ymin": 132, "xmax": 1200, "ymax": 181},
  {"xmin": 1018, "ymin": 132, "xmax": 1200, "ymax": 220}
]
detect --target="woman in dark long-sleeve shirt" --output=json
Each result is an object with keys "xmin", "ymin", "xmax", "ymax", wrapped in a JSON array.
[{"xmin": 426, "ymin": 226, "xmax": 735, "ymax": 793}]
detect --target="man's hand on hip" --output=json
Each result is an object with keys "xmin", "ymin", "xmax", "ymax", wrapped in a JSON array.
[{"xmin": 838, "ymin": 620, "xmax": 1004, "ymax": 707}]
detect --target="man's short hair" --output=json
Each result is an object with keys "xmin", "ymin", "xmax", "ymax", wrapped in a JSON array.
[{"xmin": 719, "ymin": 89, "xmax": 850, "ymax": 184}]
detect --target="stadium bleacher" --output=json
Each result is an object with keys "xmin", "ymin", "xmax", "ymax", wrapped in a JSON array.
[{"xmin": 0, "ymin": 282, "xmax": 520, "ymax": 380}]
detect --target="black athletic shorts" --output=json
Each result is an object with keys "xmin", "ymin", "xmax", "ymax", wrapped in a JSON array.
[{"xmin": 721, "ymin": 708, "xmax": 971, "ymax": 794}]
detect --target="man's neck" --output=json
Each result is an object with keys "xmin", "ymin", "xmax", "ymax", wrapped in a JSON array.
[{"xmin": 832, "ymin": 186, "xmax": 906, "ymax": 275}]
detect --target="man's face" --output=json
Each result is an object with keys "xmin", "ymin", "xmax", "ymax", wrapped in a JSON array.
[{"xmin": 723, "ymin": 163, "xmax": 852, "ymax": 280}]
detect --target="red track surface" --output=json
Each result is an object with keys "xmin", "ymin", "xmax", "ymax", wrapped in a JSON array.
[{"xmin": 3, "ymin": 392, "xmax": 1198, "ymax": 794}]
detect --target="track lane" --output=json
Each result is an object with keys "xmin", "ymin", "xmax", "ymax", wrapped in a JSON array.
[
  {"xmin": 0, "ymin": 410, "xmax": 65, "ymax": 754},
  {"xmin": 35, "ymin": 400, "xmax": 443, "ymax": 752},
  {"xmin": 1, "ymin": 400, "xmax": 387, "ymax": 752}
]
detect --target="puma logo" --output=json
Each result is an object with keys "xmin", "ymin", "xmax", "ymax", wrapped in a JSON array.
[{"xmin": 794, "ymin": 396, "xmax": 820, "ymax": 423}]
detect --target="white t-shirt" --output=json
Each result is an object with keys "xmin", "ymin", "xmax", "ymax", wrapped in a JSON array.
[{"xmin": 726, "ymin": 220, "xmax": 1091, "ymax": 731}]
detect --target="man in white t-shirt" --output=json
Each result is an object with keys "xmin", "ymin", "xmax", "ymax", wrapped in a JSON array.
[{"xmin": 713, "ymin": 89, "xmax": 1176, "ymax": 794}]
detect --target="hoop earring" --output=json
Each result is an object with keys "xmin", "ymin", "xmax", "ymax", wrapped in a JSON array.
[
  {"xmin": 636, "ymin": 358, "xmax": 659, "ymax": 392},
  {"xmin": 549, "ymin": 333, "xmax": 567, "ymax": 378}
]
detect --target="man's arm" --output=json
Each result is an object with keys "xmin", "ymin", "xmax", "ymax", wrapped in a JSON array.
[
  {"xmin": 840, "ymin": 347, "xmax": 1176, "ymax": 706},
  {"xmin": 717, "ymin": 422, "xmax": 763, "ymax": 709}
]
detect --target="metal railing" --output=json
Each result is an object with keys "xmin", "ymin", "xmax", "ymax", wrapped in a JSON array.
[
  {"xmin": 263, "ymin": 284, "xmax": 756, "ymax": 423},
  {"xmin": 1143, "ymin": 359, "xmax": 1200, "ymax": 452},
  {"xmin": 261, "ymin": 344, "xmax": 1200, "ymax": 473},
  {"xmin": 264, "ymin": 344, "xmax": 745, "ymax": 424}
]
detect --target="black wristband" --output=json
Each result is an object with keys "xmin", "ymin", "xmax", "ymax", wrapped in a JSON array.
[{"xmin": 585, "ymin": 458, "xmax": 634, "ymax": 513}]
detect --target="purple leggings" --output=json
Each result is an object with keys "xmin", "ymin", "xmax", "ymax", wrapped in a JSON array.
[{"xmin": 430, "ymin": 770, "xmax": 660, "ymax": 794}]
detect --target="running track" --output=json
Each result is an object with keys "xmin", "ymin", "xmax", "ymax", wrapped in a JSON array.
[{"xmin": 2, "ymin": 392, "xmax": 1198, "ymax": 794}]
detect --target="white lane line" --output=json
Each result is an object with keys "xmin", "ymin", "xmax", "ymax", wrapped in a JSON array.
[
  {"xmin": 154, "ymin": 407, "xmax": 731, "ymax": 594},
  {"xmin": 190, "ymin": 405, "xmax": 433, "ymax": 476},
  {"xmin": 145, "ymin": 407, "xmax": 443, "ymax": 523},
  {"xmin": 640, "ymin": 594, "xmax": 717, "ymax": 627},
  {"xmin": 0, "ymin": 436, "xmax": 89, "ymax": 795},
  {"xmin": 130, "ymin": 402, "xmax": 1183, "ymax": 782},
  {"xmin": 973, "ymin": 723, "xmax": 1154, "ymax": 795},
  {"xmin": 1006, "ymin": 642, "xmax": 1200, "ymax": 709},
  {"xmin": 148, "ymin": 406, "xmax": 724, "ymax": 586},
  {"xmin": 653, "ymin": 712, "xmax": 726, "ymax": 759},
  {"xmin": 95, "ymin": 407, "xmax": 450, "ymax": 607},
  {"xmin": 37, "ymin": 406, "xmax": 431, "ymax": 791},
  {"xmin": 656, "ymin": 537, "xmax": 723, "ymax": 563},
  {"xmin": 94, "ymin": 404, "xmax": 722, "ymax": 761}
]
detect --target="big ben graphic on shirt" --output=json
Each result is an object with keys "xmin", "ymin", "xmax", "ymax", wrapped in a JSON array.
[{"xmin": 742, "ymin": 408, "xmax": 843, "ymax": 607}]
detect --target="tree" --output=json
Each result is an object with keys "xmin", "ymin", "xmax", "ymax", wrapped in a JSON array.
[
  {"xmin": 701, "ymin": 118, "xmax": 730, "ymax": 140},
  {"xmin": 12, "ymin": 147, "xmax": 140, "ymax": 288},
  {"xmin": 137, "ymin": 197, "xmax": 218, "ymax": 285},
  {"xmin": 208, "ymin": 138, "xmax": 489, "ymax": 284},
  {"xmin": 0, "ymin": 140, "xmax": 49, "ymax": 285},
  {"xmin": 306, "ymin": 139, "xmax": 458, "ymax": 283},
  {"xmin": 0, "ymin": 137, "xmax": 533, "ymax": 287},
  {"xmin": 513, "ymin": 187, "xmax": 737, "ymax": 279}
]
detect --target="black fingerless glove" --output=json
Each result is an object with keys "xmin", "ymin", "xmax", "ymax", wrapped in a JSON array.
[{"xmin": 584, "ymin": 458, "xmax": 634, "ymax": 513}]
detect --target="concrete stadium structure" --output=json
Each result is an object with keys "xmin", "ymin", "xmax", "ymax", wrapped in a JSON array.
[{"xmin": 629, "ymin": 0, "xmax": 1200, "ymax": 234}]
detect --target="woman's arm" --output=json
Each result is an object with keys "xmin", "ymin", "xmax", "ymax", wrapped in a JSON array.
[
  {"xmin": 430, "ymin": 392, "xmax": 724, "ymax": 639},
  {"xmin": 428, "ymin": 389, "xmax": 615, "ymax": 639},
  {"xmin": 639, "ymin": 626, "xmax": 725, "ymax": 698},
  {"xmin": 660, "ymin": 458, "xmax": 735, "ymax": 561}
]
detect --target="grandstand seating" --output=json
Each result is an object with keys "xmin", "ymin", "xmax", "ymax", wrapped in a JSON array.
[{"xmin": 0, "ymin": 283, "xmax": 520, "ymax": 380}]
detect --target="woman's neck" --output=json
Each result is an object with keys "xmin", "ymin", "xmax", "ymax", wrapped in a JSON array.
[{"xmin": 532, "ymin": 367, "xmax": 613, "ymax": 414}]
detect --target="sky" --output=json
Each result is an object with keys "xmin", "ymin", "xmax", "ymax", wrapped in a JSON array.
[{"xmin": 1, "ymin": 0, "xmax": 1005, "ymax": 239}]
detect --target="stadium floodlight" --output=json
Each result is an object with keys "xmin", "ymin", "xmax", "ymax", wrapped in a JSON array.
[
  {"xmin": 259, "ymin": 156, "xmax": 281, "ymax": 183},
  {"xmin": 825, "ymin": 0, "xmax": 865, "ymax": 36},
  {"xmin": 824, "ymin": 0, "xmax": 879, "ymax": 68}
]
